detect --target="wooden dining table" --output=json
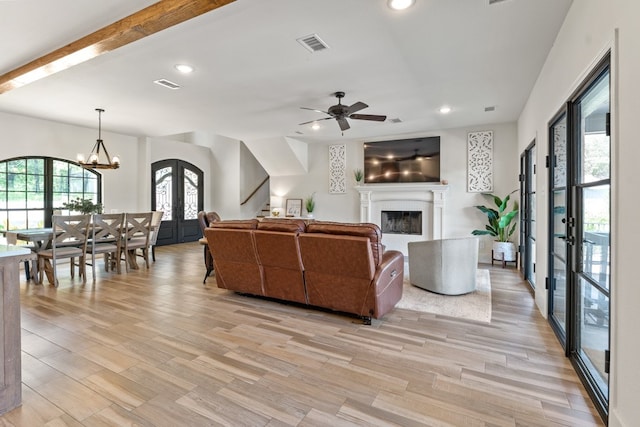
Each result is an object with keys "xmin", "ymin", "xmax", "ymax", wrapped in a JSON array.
[
  {"xmin": 3, "ymin": 228, "xmax": 53, "ymax": 281},
  {"xmin": 2, "ymin": 227, "xmax": 144, "ymax": 284}
]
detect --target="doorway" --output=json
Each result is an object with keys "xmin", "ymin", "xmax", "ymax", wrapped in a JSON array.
[
  {"xmin": 547, "ymin": 55, "xmax": 610, "ymax": 421},
  {"xmin": 519, "ymin": 141, "xmax": 536, "ymax": 289},
  {"xmin": 151, "ymin": 159, "xmax": 203, "ymax": 245}
]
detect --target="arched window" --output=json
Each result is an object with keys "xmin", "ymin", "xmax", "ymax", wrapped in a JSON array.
[{"xmin": 0, "ymin": 156, "xmax": 101, "ymax": 231}]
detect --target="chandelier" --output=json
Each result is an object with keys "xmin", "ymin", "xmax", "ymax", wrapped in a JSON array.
[{"xmin": 77, "ymin": 108, "xmax": 120, "ymax": 169}]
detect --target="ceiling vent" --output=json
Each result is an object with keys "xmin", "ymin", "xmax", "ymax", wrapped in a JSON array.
[
  {"xmin": 153, "ymin": 79, "xmax": 181, "ymax": 90},
  {"xmin": 484, "ymin": 106, "xmax": 496, "ymax": 112},
  {"xmin": 296, "ymin": 34, "xmax": 329, "ymax": 53},
  {"xmin": 489, "ymin": 0, "xmax": 510, "ymax": 4},
  {"xmin": 389, "ymin": 118, "xmax": 402, "ymax": 123}
]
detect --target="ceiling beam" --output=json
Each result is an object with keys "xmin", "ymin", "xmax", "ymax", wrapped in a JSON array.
[{"xmin": 0, "ymin": 0, "xmax": 235, "ymax": 94}]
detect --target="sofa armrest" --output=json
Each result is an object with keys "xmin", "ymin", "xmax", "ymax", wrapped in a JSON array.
[{"xmin": 369, "ymin": 250, "xmax": 404, "ymax": 318}]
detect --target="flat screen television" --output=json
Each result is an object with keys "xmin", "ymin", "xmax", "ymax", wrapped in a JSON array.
[{"xmin": 364, "ymin": 136, "xmax": 440, "ymax": 183}]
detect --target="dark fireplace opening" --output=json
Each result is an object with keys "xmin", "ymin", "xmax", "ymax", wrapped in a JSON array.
[{"xmin": 381, "ymin": 210, "xmax": 422, "ymax": 235}]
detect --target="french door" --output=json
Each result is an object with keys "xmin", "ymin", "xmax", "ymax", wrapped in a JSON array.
[
  {"xmin": 519, "ymin": 141, "xmax": 536, "ymax": 288},
  {"xmin": 151, "ymin": 159, "xmax": 203, "ymax": 245},
  {"xmin": 548, "ymin": 55, "xmax": 610, "ymax": 421}
]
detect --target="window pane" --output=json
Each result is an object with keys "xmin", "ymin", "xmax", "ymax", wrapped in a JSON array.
[
  {"xmin": 27, "ymin": 210, "xmax": 45, "ymax": 229},
  {"xmin": 579, "ymin": 74, "xmax": 609, "ymax": 184},
  {"xmin": 27, "ymin": 191, "xmax": 44, "ymax": 209},
  {"xmin": 8, "ymin": 210, "xmax": 27, "ymax": 230},
  {"xmin": 552, "ymin": 256, "xmax": 567, "ymax": 331},
  {"xmin": 53, "ymin": 176, "xmax": 69, "ymax": 192},
  {"xmin": 53, "ymin": 160, "xmax": 69, "ymax": 177},
  {"xmin": 7, "ymin": 159, "xmax": 25, "ymax": 174},
  {"xmin": 26, "ymin": 173, "xmax": 44, "ymax": 192},
  {"xmin": 155, "ymin": 166, "xmax": 173, "ymax": 220},
  {"xmin": 8, "ymin": 173, "xmax": 26, "ymax": 191},
  {"xmin": 0, "ymin": 172, "xmax": 6, "ymax": 191},
  {"xmin": 184, "ymin": 168, "xmax": 198, "ymax": 220},
  {"xmin": 69, "ymin": 164, "xmax": 84, "ymax": 178},
  {"xmin": 27, "ymin": 158, "xmax": 44, "ymax": 174},
  {"xmin": 582, "ymin": 185, "xmax": 610, "ymax": 289},
  {"xmin": 69, "ymin": 177, "xmax": 83, "ymax": 193},
  {"xmin": 8, "ymin": 192, "xmax": 26, "ymax": 208},
  {"xmin": 0, "ymin": 192, "xmax": 5, "ymax": 209},
  {"xmin": 579, "ymin": 277, "xmax": 609, "ymax": 394},
  {"xmin": 552, "ymin": 115, "xmax": 567, "ymax": 188}
]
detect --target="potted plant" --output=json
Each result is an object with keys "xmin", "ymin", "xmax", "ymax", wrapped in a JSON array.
[
  {"xmin": 305, "ymin": 193, "xmax": 315, "ymax": 218},
  {"xmin": 62, "ymin": 197, "xmax": 103, "ymax": 215},
  {"xmin": 354, "ymin": 168, "xmax": 364, "ymax": 184},
  {"xmin": 471, "ymin": 190, "xmax": 519, "ymax": 261}
]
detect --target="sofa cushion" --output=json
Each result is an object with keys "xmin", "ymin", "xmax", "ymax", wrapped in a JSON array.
[
  {"xmin": 306, "ymin": 221, "xmax": 383, "ymax": 266},
  {"xmin": 257, "ymin": 218, "xmax": 306, "ymax": 233}
]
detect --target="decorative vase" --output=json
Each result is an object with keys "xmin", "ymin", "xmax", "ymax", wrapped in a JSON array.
[
  {"xmin": 492, "ymin": 241, "xmax": 516, "ymax": 261},
  {"xmin": 306, "ymin": 213, "xmax": 314, "ymax": 218}
]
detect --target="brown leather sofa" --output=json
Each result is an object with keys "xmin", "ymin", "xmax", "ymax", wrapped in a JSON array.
[{"xmin": 205, "ymin": 219, "xmax": 404, "ymax": 323}]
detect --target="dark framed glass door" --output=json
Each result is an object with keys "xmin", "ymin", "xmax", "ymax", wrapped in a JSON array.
[
  {"xmin": 151, "ymin": 159, "xmax": 203, "ymax": 245},
  {"xmin": 519, "ymin": 141, "xmax": 536, "ymax": 288},
  {"xmin": 547, "ymin": 55, "xmax": 610, "ymax": 422}
]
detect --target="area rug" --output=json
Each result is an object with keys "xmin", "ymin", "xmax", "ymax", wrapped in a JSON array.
[{"xmin": 396, "ymin": 269, "xmax": 492, "ymax": 323}]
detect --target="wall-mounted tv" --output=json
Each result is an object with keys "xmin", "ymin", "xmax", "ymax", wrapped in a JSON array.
[{"xmin": 364, "ymin": 136, "xmax": 440, "ymax": 183}]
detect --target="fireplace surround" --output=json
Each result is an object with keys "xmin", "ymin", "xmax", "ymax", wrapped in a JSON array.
[{"xmin": 355, "ymin": 183, "xmax": 448, "ymax": 254}]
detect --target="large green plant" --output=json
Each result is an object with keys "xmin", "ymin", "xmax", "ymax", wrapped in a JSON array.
[{"xmin": 471, "ymin": 190, "xmax": 519, "ymax": 242}]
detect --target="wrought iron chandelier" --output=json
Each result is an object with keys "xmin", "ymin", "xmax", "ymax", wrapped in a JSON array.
[{"xmin": 77, "ymin": 108, "xmax": 120, "ymax": 169}]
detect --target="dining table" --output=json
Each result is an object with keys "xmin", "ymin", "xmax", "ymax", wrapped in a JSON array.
[{"xmin": 3, "ymin": 228, "xmax": 53, "ymax": 282}]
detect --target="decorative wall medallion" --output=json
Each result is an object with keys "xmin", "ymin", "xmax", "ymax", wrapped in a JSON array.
[
  {"xmin": 329, "ymin": 144, "xmax": 346, "ymax": 193},
  {"xmin": 467, "ymin": 131, "xmax": 493, "ymax": 192}
]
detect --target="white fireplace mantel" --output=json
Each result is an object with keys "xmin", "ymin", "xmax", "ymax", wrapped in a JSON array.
[{"xmin": 355, "ymin": 183, "xmax": 448, "ymax": 242}]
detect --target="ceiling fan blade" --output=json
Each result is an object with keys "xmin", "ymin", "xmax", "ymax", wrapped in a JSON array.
[
  {"xmin": 299, "ymin": 117, "xmax": 333, "ymax": 126},
  {"xmin": 300, "ymin": 107, "xmax": 329, "ymax": 115},
  {"xmin": 347, "ymin": 101, "xmax": 368, "ymax": 114},
  {"xmin": 349, "ymin": 113, "xmax": 387, "ymax": 122},
  {"xmin": 337, "ymin": 118, "xmax": 350, "ymax": 131}
]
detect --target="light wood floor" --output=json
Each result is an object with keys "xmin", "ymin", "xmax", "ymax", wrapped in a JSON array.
[{"xmin": 1, "ymin": 242, "xmax": 603, "ymax": 426}]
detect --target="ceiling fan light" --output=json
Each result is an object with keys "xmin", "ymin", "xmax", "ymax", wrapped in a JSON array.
[
  {"xmin": 311, "ymin": 122, "xmax": 320, "ymax": 130},
  {"xmin": 439, "ymin": 106, "xmax": 451, "ymax": 114},
  {"xmin": 388, "ymin": 0, "xmax": 415, "ymax": 11}
]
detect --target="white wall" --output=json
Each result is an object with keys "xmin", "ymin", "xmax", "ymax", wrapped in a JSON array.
[
  {"xmin": 0, "ymin": 111, "xmax": 140, "ymax": 212},
  {"xmin": 271, "ymin": 122, "xmax": 519, "ymax": 261},
  {"xmin": 517, "ymin": 0, "xmax": 639, "ymax": 425}
]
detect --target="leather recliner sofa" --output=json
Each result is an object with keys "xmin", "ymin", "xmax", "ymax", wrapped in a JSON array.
[{"xmin": 204, "ymin": 219, "xmax": 404, "ymax": 323}]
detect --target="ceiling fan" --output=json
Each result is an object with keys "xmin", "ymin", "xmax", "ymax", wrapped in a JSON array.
[{"xmin": 299, "ymin": 91, "xmax": 387, "ymax": 132}]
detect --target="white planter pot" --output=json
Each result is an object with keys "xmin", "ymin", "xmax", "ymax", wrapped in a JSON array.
[{"xmin": 493, "ymin": 241, "xmax": 516, "ymax": 261}]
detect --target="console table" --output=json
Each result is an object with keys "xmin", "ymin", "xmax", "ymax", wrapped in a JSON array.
[{"xmin": 0, "ymin": 245, "xmax": 31, "ymax": 414}]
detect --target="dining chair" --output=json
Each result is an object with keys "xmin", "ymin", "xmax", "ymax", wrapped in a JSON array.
[
  {"xmin": 149, "ymin": 210, "xmax": 164, "ymax": 262},
  {"xmin": 37, "ymin": 214, "xmax": 91, "ymax": 286},
  {"xmin": 119, "ymin": 212, "xmax": 153, "ymax": 272},
  {"xmin": 86, "ymin": 212, "xmax": 125, "ymax": 281}
]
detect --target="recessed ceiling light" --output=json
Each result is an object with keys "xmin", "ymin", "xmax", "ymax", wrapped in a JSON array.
[
  {"xmin": 439, "ymin": 106, "xmax": 451, "ymax": 114},
  {"xmin": 388, "ymin": 0, "xmax": 415, "ymax": 11},
  {"xmin": 175, "ymin": 64, "xmax": 194, "ymax": 73}
]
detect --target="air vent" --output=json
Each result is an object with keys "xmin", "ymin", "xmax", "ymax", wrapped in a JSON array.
[
  {"xmin": 389, "ymin": 118, "xmax": 402, "ymax": 123},
  {"xmin": 296, "ymin": 33, "xmax": 329, "ymax": 53},
  {"xmin": 484, "ymin": 106, "xmax": 496, "ymax": 112},
  {"xmin": 153, "ymin": 79, "xmax": 181, "ymax": 90},
  {"xmin": 489, "ymin": 0, "xmax": 510, "ymax": 4}
]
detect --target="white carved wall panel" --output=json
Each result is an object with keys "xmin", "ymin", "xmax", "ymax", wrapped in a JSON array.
[
  {"xmin": 467, "ymin": 131, "xmax": 494, "ymax": 192},
  {"xmin": 329, "ymin": 144, "xmax": 346, "ymax": 193}
]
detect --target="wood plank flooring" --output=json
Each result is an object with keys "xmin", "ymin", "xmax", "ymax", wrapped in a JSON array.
[{"xmin": 1, "ymin": 242, "xmax": 603, "ymax": 426}]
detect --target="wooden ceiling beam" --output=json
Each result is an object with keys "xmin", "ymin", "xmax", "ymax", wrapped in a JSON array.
[{"xmin": 0, "ymin": 0, "xmax": 235, "ymax": 94}]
